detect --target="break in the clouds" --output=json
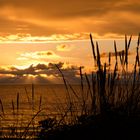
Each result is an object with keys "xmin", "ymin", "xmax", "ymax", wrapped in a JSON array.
[
  {"xmin": 0, "ymin": 0, "xmax": 139, "ymax": 41},
  {"xmin": 0, "ymin": 62, "xmax": 81, "ymax": 84}
]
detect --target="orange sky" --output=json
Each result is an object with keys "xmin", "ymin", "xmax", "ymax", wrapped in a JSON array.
[
  {"xmin": 0, "ymin": 0, "xmax": 139, "ymax": 42},
  {"xmin": 0, "ymin": 0, "xmax": 139, "ymax": 83}
]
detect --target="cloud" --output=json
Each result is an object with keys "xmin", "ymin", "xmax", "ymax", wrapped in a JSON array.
[
  {"xmin": 19, "ymin": 51, "xmax": 61, "ymax": 61},
  {"xmin": 0, "ymin": 0, "xmax": 139, "ymax": 39},
  {"xmin": 0, "ymin": 62, "xmax": 81, "ymax": 84},
  {"xmin": 3, "ymin": 0, "xmax": 137, "ymax": 19},
  {"xmin": 56, "ymin": 44, "xmax": 74, "ymax": 52},
  {"xmin": 0, "ymin": 33, "xmax": 90, "ymax": 42},
  {"xmin": 35, "ymin": 63, "xmax": 48, "ymax": 70},
  {"xmin": 37, "ymin": 51, "xmax": 53, "ymax": 56}
]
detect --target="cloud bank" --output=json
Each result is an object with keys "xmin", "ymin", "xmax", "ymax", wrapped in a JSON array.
[
  {"xmin": 0, "ymin": 62, "xmax": 81, "ymax": 84},
  {"xmin": 0, "ymin": 0, "xmax": 139, "ymax": 40}
]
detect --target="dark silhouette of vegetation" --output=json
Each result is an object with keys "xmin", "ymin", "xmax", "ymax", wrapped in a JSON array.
[
  {"xmin": 38, "ymin": 33, "xmax": 140, "ymax": 140},
  {"xmin": 0, "ymin": 33, "xmax": 140, "ymax": 139}
]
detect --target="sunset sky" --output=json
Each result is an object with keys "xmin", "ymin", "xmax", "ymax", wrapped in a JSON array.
[{"xmin": 0, "ymin": 0, "xmax": 139, "ymax": 83}]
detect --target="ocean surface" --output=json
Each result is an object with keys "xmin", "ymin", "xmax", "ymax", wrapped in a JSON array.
[{"xmin": 0, "ymin": 84, "xmax": 81, "ymax": 129}]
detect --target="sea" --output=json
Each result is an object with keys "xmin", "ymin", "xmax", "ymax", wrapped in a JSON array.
[{"xmin": 0, "ymin": 84, "xmax": 81, "ymax": 138}]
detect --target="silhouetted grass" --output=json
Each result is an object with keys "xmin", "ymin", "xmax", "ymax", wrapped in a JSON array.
[
  {"xmin": 0, "ymin": 33, "xmax": 140, "ymax": 139},
  {"xmin": 38, "ymin": 33, "xmax": 140, "ymax": 140}
]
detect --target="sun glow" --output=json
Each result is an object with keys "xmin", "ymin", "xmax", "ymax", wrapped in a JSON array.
[
  {"xmin": 27, "ymin": 74, "xmax": 36, "ymax": 78},
  {"xmin": 13, "ymin": 65, "xmax": 32, "ymax": 70}
]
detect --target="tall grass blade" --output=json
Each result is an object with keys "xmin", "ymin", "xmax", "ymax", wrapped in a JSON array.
[
  {"xmin": 17, "ymin": 93, "xmax": 19, "ymax": 115},
  {"xmin": 109, "ymin": 62, "xmax": 117, "ymax": 99},
  {"xmin": 68, "ymin": 83, "xmax": 79, "ymax": 100},
  {"xmin": 24, "ymin": 87, "xmax": 31, "ymax": 106},
  {"xmin": 55, "ymin": 64, "xmax": 72, "ymax": 107},
  {"xmin": 119, "ymin": 51, "xmax": 122, "ymax": 66},
  {"xmin": 125, "ymin": 35, "xmax": 128, "ymax": 70},
  {"xmin": 114, "ymin": 41, "xmax": 117, "ymax": 62},
  {"xmin": 79, "ymin": 66, "xmax": 86, "ymax": 114},
  {"xmin": 128, "ymin": 54, "xmax": 138, "ymax": 114},
  {"xmin": 39, "ymin": 96, "xmax": 42, "ymax": 111},
  {"xmin": 91, "ymin": 72, "xmax": 96, "ymax": 114},
  {"xmin": 136, "ymin": 47, "xmax": 140, "ymax": 67},
  {"xmin": 0, "ymin": 99, "xmax": 4, "ymax": 116},
  {"xmin": 80, "ymin": 66, "xmax": 84, "ymax": 93},
  {"xmin": 137, "ymin": 33, "xmax": 140, "ymax": 47},
  {"xmin": 96, "ymin": 41, "xmax": 101, "ymax": 71},
  {"xmin": 12, "ymin": 100, "xmax": 15, "ymax": 116},
  {"xmin": 32, "ymin": 84, "xmax": 34, "ymax": 112},
  {"xmin": 125, "ymin": 34, "xmax": 127, "ymax": 49},
  {"xmin": 90, "ymin": 33, "xmax": 96, "ymax": 61},
  {"xmin": 108, "ymin": 52, "xmax": 111, "ymax": 69},
  {"xmin": 85, "ymin": 73, "xmax": 92, "ymax": 100},
  {"xmin": 127, "ymin": 35, "xmax": 132, "ymax": 50},
  {"xmin": 21, "ymin": 109, "xmax": 43, "ymax": 139}
]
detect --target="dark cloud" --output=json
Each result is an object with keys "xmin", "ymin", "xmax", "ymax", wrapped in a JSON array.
[
  {"xmin": 37, "ymin": 51, "xmax": 53, "ymax": 56},
  {"xmin": 0, "ymin": 0, "xmax": 118, "ymax": 18},
  {"xmin": 0, "ymin": 0, "xmax": 139, "ymax": 38},
  {"xmin": 0, "ymin": 17, "xmax": 68, "ymax": 36},
  {"xmin": 0, "ymin": 62, "xmax": 81, "ymax": 83},
  {"xmin": 0, "ymin": 64, "xmax": 36, "ymax": 76},
  {"xmin": 0, "ymin": 0, "xmax": 139, "ymax": 18},
  {"xmin": 35, "ymin": 64, "xmax": 48, "ymax": 70},
  {"xmin": 98, "ymin": 20, "xmax": 140, "ymax": 35},
  {"xmin": 56, "ymin": 44, "xmax": 74, "ymax": 51},
  {"xmin": 0, "ymin": 75, "xmax": 51, "ymax": 84}
]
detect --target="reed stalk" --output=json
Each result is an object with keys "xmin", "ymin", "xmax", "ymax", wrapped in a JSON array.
[{"xmin": 0, "ymin": 99, "xmax": 4, "ymax": 116}]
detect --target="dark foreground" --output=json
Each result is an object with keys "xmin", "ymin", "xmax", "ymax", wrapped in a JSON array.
[{"xmin": 38, "ymin": 112, "xmax": 140, "ymax": 140}]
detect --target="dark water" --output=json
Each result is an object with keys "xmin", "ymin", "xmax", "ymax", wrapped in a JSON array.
[
  {"xmin": 0, "ymin": 84, "xmax": 81, "ymax": 129},
  {"xmin": 0, "ymin": 84, "xmax": 66, "ymax": 110},
  {"xmin": 0, "ymin": 84, "xmax": 81, "ymax": 138}
]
